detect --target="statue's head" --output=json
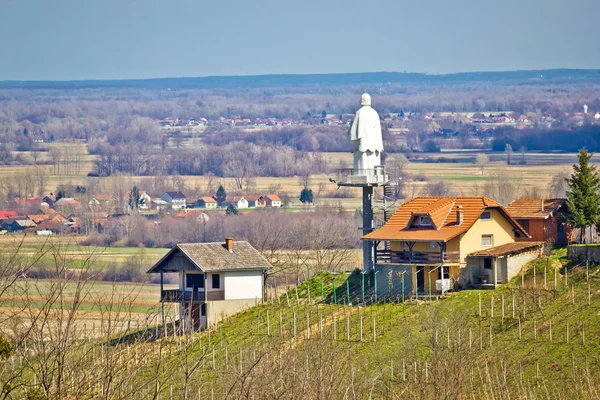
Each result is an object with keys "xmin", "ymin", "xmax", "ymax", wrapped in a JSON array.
[{"xmin": 361, "ymin": 93, "xmax": 371, "ymax": 106}]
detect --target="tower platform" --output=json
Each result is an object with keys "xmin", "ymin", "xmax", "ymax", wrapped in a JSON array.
[{"xmin": 335, "ymin": 165, "xmax": 389, "ymax": 187}]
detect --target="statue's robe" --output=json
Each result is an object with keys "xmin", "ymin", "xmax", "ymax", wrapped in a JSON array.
[{"xmin": 349, "ymin": 105, "xmax": 384, "ymax": 170}]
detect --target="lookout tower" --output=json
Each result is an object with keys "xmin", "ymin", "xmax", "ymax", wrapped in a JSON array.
[{"xmin": 336, "ymin": 93, "xmax": 390, "ymax": 273}]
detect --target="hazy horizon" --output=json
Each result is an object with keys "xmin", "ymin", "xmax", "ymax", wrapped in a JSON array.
[{"xmin": 1, "ymin": 0, "xmax": 598, "ymax": 81}]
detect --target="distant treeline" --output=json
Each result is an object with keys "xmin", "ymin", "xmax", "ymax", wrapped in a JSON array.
[
  {"xmin": 492, "ymin": 125, "xmax": 600, "ymax": 152},
  {"xmin": 91, "ymin": 141, "xmax": 328, "ymax": 178},
  {"xmin": 2, "ymin": 69, "xmax": 600, "ymax": 90}
]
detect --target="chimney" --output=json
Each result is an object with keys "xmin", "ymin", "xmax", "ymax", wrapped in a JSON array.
[
  {"xmin": 541, "ymin": 199, "xmax": 545, "ymax": 212},
  {"xmin": 456, "ymin": 206, "xmax": 464, "ymax": 226},
  {"xmin": 225, "ymin": 237, "xmax": 233, "ymax": 252}
]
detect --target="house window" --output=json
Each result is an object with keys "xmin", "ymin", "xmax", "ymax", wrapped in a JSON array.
[
  {"xmin": 484, "ymin": 258, "xmax": 493, "ymax": 270},
  {"xmin": 428, "ymin": 241, "xmax": 440, "ymax": 249},
  {"xmin": 481, "ymin": 235, "xmax": 493, "ymax": 247},
  {"xmin": 419, "ymin": 216, "xmax": 432, "ymax": 226},
  {"xmin": 480, "ymin": 211, "xmax": 492, "ymax": 221},
  {"xmin": 186, "ymin": 274, "xmax": 204, "ymax": 289},
  {"xmin": 212, "ymin": 274, "xmax": 220, "ymax": 289}
]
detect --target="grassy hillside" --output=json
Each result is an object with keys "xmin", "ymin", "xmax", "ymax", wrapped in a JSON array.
[{"xmin": 4, "ymin": 248, "xmax": 600, "ymax": 398}]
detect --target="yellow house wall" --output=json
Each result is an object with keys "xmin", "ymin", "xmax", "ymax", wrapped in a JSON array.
[{"xmin": 458, "ymin": 209, "xmax": 515, "ymax": 263}]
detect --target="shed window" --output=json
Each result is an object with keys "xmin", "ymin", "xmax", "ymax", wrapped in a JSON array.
[
  {"xmin": 212, "ymin": 274, "xmax": 220, "ymax": 289},
  {"xmin": 480, "ymin": 211, "xmax": 492, "ymax": 221},
  {"xmin": 484, "ymin": 258, "xmax": 493, "ymax": 270},
  {"xmin": 481, "ymin": 235, "xmax": 493, "ymax": 247},
  {"xmin": 186, "ymin": 273, "xmax": 204, "ymax": 289}
]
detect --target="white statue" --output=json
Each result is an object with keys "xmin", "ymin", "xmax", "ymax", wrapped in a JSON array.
[{"xmin": 349, "ymin": 93, "xmax": 384, "ymax": 170}]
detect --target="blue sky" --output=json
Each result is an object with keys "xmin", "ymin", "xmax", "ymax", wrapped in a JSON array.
[{"xmin": 0, "ymin": 0, "xmax": 598, "ymax": 80}]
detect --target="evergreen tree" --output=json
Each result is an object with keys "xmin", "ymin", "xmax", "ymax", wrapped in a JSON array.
[
  {"xmin": 225, "ymin": 204, "xmax": 238, "ymax": 215},
  {"xmin": 565, "ymin": 147, "xmax": 600, "ymax": 243},
  {"xmin": 129, "ymin": 186, "xmax": 140, "ymax": 210},
  {"xmin": 216, "ymin": 185, "xmax": 227, "ymax": 206},
  {"xmin": 299, "ymin": 188, "xmax": 314, "ymax": 204}
]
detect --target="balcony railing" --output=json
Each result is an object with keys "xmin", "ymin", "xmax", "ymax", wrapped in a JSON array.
[
  {"xmin": 336, "ymin": 166, "xmax": 389, "ymax": 186},
  {"xmin": 375, "ymin": 250, "xmax": 460, "ymax": 265},
  {"xmin": 160, "ymin": 289, "xmax": 226, "ymax": 302},
  {"xmin": 206, "ymin": 290, "xmax": 225, "ymax": 301}
]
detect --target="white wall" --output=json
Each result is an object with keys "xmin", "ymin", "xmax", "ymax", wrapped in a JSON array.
[{"xmin": 224, "ymin": 271, "xmax": 263, "ymax": 300}]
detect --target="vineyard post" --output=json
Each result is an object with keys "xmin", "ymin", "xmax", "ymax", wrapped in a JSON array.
[
  {"xmin": 333, "ymin": 315, "xmax": 336, "ymax": 340},
  {"xmin": 388, "ymin": 271, "xmax": 392, "ymax": 302},
  {"xmin": 360, "ymin": 315, "xmax": 363, "ymax": 342},
  {"xmin": 267, "ymin": 310, "xmax": 270, "ymax": 336},
  {"xmin": 332, "ymin": 279, "xmax": 336, "ymax": 304},
  {"xmin": 293, "ymin": 312, "xmax": 297, "ymax": 337},
  {"xmin": 361, "ymin": 271, "xmax": 365, "ymax": 304},
  {"xmin": 544, "ymin": 257, "xmax": 548, "ymax": 290},
  {"xmin": 501, "ymin": 295, "xmax": 504, "ymax": 326},
  {"xmin": 346, "ymin": 316, "xmax": 350, "ymax": 341},
  {"xmin": 478, "ymin": 293, "xmax": 481, "ymax": 317},
  {"xmin": 401, "ymin": 271, "xmax": 406, "ymax": 302},
  {"xmin": 346, "ymin": 280, "xmax": 350, "ymax": 304},
  {"xmin": 319, "ymin": 313, "xmax": 323, "ymax": 338},
  {"xmin": 373, "ymin": 317, "xmax": 376, "ymax": 342},
  {"xmin": 374, "ymin": 270, "xmax": 379, "ymax": 303},
  {"xmin": 321, "ymin": 279, "xmax": 324, "ymax": 302}
]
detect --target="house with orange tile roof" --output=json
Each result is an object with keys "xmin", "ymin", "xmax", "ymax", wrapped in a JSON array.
[
  {"xmin": 264, "ymin": 194, "xmax": 281, "ymax": 208},
  {"xmin": 506, "ymin": 198, "xmax": 572, "ymax": 245},
  {"xmin": 194, "ymin": 197, "xmax": 218, "ymax": 209},
  {"xmin": 363, "ymin": 196, "xmax": 533, "ymax": 293}
]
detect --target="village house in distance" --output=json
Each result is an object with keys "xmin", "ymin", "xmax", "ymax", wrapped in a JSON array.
[{"xmin": 147, "ymin": 239, "xmax": 272, "ymax": 330}]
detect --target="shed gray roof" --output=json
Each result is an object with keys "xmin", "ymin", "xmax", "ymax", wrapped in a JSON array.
[{"xmin": 147, "ymin": 241, "xmax": 273, "ymax": 273}]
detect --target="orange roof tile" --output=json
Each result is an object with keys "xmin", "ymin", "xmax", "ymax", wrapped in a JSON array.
[
  {"xmin": 364, "ymin": 196, "xmax": 528, "ymax": 242},
  {"xmin": 27, "ymin": 214, "xmax": 50, "ymax": 224},
  {"xmin": 266, "ymin": 194, "xmax": 281, "ymax": 201},
  {"xmin": 506, "ymin": 198, "xmax": 565, "ymax": 220},
  {"xmin": 201, "ymin": 197, "xmax": 217, "ymax": 203}
]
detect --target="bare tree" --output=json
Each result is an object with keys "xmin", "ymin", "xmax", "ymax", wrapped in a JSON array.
[
  {"xmin": 549, "ymin": 168, "xmax": 571, "ymax": 198},
  {"xmin": 475, "ymin": 153, "xmax": 489, "ymax": 176}
]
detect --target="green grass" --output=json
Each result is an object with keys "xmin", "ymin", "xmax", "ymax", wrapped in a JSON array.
[{"xmin": 145, "ymin": 247, "xmax": 600, "ymax": 396}]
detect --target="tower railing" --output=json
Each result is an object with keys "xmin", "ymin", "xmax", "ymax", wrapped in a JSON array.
[{"xmin": 336, "ymin": 165, "xmax": 388, "ymax": 186}]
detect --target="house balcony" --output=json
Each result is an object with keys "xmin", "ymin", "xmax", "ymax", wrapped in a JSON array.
[
  {"xmin": 160, "ymin": 289, "xmax": 226, "ymax": 303},
  {"xmin": 375, "ymin": 250, "xmax": 460, "ymax": 265},
  {"xmin": 336, "ymin": 166, "xmax": 389, "ymax": 187}
]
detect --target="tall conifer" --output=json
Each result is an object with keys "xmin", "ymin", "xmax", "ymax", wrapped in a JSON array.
[{"xmin": 565, "ymin": 148, "xmax": 600, "ymax": 243}]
